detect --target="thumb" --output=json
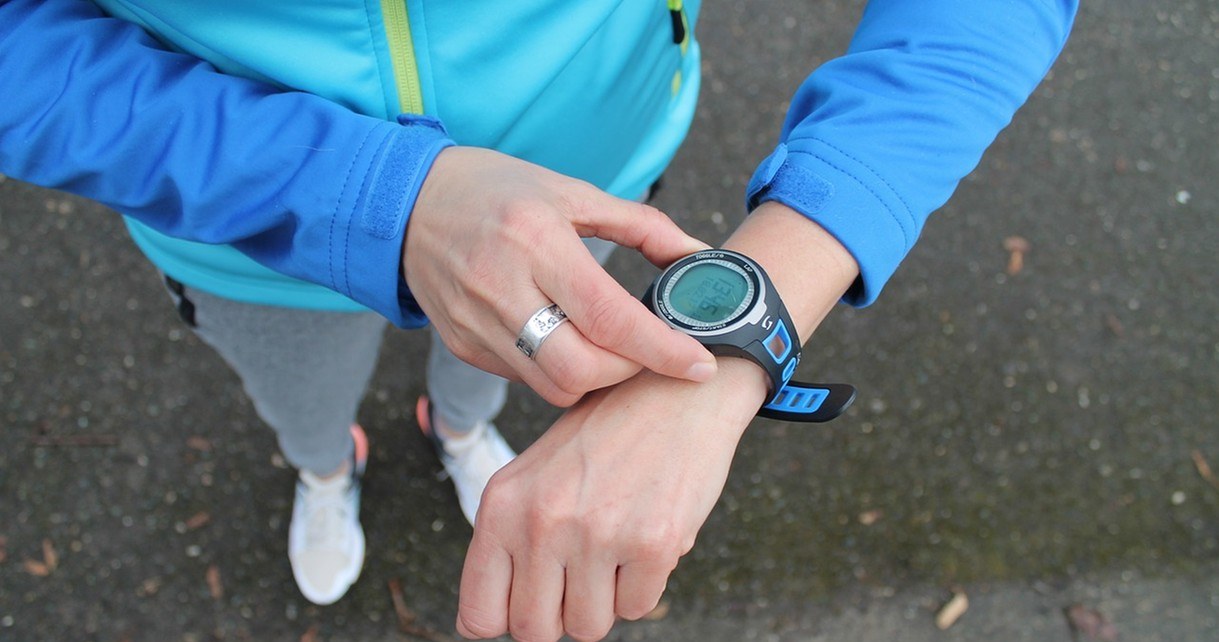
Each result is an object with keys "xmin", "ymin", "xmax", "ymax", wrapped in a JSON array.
[{"xmin": 566, "ymin": 196, "xmax": 710, "ymax": 268}]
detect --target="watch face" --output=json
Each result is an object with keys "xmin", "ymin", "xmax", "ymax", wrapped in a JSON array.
[{"xmin": 662, "ymin": 259, "xmax": 756, "ymax": 329}]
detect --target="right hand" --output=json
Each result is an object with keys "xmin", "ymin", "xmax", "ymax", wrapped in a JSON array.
[
  {"xmin": 403, "ymin": 146, "xmax": 717, "ymax": 406},
  {"xmin": 456, "ymin": 358, "xmax": 768, "ymax": 641}
]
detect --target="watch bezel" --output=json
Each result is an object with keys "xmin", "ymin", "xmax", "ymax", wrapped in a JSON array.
[{"xmin": 652, "ymin": 251, "xmax": 769, "ymax": 337}]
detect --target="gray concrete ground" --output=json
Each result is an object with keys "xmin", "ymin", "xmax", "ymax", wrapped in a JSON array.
[{"xmin": 2, "ymin": 0, "xmax": 1217, "ymax": 640}]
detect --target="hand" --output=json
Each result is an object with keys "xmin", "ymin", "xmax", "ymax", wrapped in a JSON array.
[
  {"xmin": 404, "ymin": 146, "xmax": 717, "ymax": 407},
  {"xmin": 454, "ymin": 360, "xmax": 770, "ymax": 642},
  {"xmin": 452, "ymin": 202, "xmax": 861, "ymax": 642}
]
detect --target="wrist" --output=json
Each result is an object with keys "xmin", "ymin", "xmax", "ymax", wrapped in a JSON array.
[
  {"xmin": 725, "ymin": 201, "xmax": 859, "ymax": 340},
  {"xmin": 715, "ymin": 356, "xmax": 771, "ymax": 407},
  {"xmin": 683, "ymin": 357, "xmax": 770, "ymax": 442},
  {"xmin": 604, "ymin": 359, "xmax": 767, "ymax": 443}
]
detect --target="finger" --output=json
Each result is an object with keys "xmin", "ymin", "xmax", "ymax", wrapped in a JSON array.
[
  {"xmin": 508, "ymin": 554, "xmax": 566, "ymax": 642},
  {"xmin": 614, "ymin": 561, "xmax": 673, "ymax": 621},
  {"xmin": 536, "ymin": 239, "xmax": 717, "ymax": 383},
  {"xmin": 469, "ymin": 311, "xmax": 638, "ymax": 406},
  {"xmin": 434, "ymin": 314, "xmax": 623, "ymax": 407},
  {"xmin": 563, "ymin": 194, "xmax": 711, "ymax": 268},
  {"xmin": 530, "ymin": 322, "xmax": 643, "ymax": 393},
  {"xmin": 562, "ymin": 558, "xmax": 618, "ymax": 642},
  {"xmin": 456, "ymin": 529, "xmax": 513, "ymax": 639}
]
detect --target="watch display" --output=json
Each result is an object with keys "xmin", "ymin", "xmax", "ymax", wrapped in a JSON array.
[
  {"xmin": 644, "ymin": 249, "xmax": 856, "ymax": 423},
  {"xmin": 664, "ymin": 260, "xmax": 755, "ymax": 327}
]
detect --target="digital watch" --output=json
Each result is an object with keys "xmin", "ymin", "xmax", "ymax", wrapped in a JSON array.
[{"xmin": 643, "ymin": 249, "xmax": 856, "ymax": 422}]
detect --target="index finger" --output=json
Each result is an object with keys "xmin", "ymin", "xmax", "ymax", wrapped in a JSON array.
[
  {"xmin": 566, "ymin": 197, "xmax": 711, "ymax": 269},
  {"xmin": 537, "ymin": 236, "xmax": 717, "ymax": 384},
  {"xmin": 456, "ymin": 528, "xmax": 513, "ymax": 639}
]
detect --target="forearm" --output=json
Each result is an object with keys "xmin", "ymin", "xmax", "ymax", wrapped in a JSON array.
[
  {"xmin": 0, "ymin": 0, "xmax": 452, "ymax": 326},
  {"xmin": 724, "ymin": 202, "xmax": 859, "ymax": 344},
  {"xmin": 750, "ymin": 0, "xmax": 1078, "ymax": 306}
]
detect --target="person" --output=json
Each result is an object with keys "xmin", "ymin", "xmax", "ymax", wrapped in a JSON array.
[{"xmin": 0, "ymin": 0, "xmax": 1078, "ymax": 639}]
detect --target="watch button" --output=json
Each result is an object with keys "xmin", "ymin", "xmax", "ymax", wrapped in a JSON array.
[
  {"xmin": 763, "ymin": 320, "xmax": 792, "ymax": 363},
  {"xmin": 781, "ymin": 356, "xmax": 798, "ymax": 383}
]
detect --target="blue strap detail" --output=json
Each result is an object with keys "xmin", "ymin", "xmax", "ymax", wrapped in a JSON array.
[
  {"xmin": 762, "ymin": 319, "xmax": 793, "ymax": 364},
  {"xmin": 781, "ymin": 356, "xmax": 798, "ymax": 383},
  {"xmin": 763, "ymin": 385, "xmax": 829, "ymax": 415}
]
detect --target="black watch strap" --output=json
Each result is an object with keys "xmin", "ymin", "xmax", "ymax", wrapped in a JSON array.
[{"xmin": 759, "ymin": 381, "xmax": 857, "ymax": 423}]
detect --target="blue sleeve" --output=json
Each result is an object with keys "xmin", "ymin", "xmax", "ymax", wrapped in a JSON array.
[
  {"xmin": 0, "ymin": 0, "xmax": 453, "ymax": 327},
  {"xmin": 746, "ymin": 0, "xmax": 1078, "ymax": 306}
]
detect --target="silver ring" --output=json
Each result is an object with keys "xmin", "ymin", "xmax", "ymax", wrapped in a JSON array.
[{"xmin": 515, "ymin": 303, "xmax": 568, "ymax": 359}]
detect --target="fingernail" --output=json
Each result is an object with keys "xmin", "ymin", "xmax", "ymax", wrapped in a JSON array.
[{"xmin": 684, "ymin": 360, "xmax": 717, "ymax": 382}]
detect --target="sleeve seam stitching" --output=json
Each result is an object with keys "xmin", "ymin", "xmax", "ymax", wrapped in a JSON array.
[
  {"xmin": 791, "ymin": 145, "xmax": 914, "ymax": 250},
  {"xmin": 331, "ymin": 127, "xmax": 377, "ymax": 294}
]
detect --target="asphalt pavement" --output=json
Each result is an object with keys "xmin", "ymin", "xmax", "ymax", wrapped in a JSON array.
[{"xmin": 2, "ymin": 0, "xmax": 1217, "ymax": 640}]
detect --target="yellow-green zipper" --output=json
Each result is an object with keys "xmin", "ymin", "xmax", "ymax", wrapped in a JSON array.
[
  {"xmin": 667, "ymin": 0, "xmax": 690, "ymax": 96},
  {"xmin": 380, "ymin": 0, "xmax": 424, "ymax": 114},
  {"xmin": 667, "ymin": 0, "xmax": 689, "ymax": 54}
]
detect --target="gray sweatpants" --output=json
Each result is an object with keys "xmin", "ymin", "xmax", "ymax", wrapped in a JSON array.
[{"xmin": 166, "ymin": 238, "xmax": 616, "ymax": 475}]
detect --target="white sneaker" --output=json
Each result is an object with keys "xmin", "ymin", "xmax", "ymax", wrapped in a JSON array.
[
  {"xmin": 416, "ymin": 396, "xmax": 516, "ymax": 526},
  {"xmin": 288, "ymin": 425, "xmax": 368, "ymax": 605}
]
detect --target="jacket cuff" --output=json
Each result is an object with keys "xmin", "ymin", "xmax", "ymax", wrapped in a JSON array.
[
  {"xmin": 336, "ymin": 114, "xmax": 454, "ymax": 327},
  {"xmin": 746, "ymin": 141, "xmax": 917, "ymax": 307}
]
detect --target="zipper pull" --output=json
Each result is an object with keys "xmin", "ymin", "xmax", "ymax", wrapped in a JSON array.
[{"xmin": 668, "ymin": 0, "xmax": 686, "ymax": 45}]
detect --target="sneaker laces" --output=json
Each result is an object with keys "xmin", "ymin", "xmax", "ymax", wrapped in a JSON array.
[
  {"xmin": 298, "ymin": 473, "xmax": 354, "ymax": 552},
  {"xmin": 437, "ymin": 422, "xmax": 498, "ymax": 477}
]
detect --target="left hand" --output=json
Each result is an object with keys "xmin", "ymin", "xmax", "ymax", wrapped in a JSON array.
[
  {"xmin": 404, "ymin": 147, "xmax": 716, "ymax": 407},
  {"xmin": 454, "ymin": 359, "xmax": 769, "ymax": 642}
]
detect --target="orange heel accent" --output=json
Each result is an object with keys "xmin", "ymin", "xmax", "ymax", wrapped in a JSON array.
[
  {"xmin": 415, "ymin": 396, "xmax": 433, "ymax": 436},
  {"xmin": 349, "ymin": 424, "xmax": 369, "ymax": 467}
]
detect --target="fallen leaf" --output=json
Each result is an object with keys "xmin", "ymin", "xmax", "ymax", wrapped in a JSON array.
[
  {"xmin": 1003, "ymin": 236, "xmax": 1030, "ymax": 276},
  {"xmin": 1065, "ymin": 604, "xmax": 1118, "ymax": 641},
  {"xmin": 1191, "ymin": 450, "xmax": 1219, "ymax": 491},
  {"xmin": 186, "ymin": 436, "xmax": 212, "ymax": 452},
  {"xmin": 642, "ymin": 600, "xmax": 671, "ymax": 621},
  {"xmin": 138, "ymin": 577, "xmax": 163, "ymax": 597},
  {"xmin": 935, "ymin": 591, "xmax": 969, "ymax": 630},
  {"xmin": 858, "ymin": 509, "xmax": 884, "ymax": 526},
  {"xmin": 388, "ymin": 578, "xmax": 416, "ymax": 631},
  {"xmin": 0, "ymin": 535, "xmax": 7, "ymax": 564},
  {"xmin": 42, "ymin": 539, "xmax": 58, "ymax": 571},
  {"xmin": 387, "ymin": 578, "xmax": 457, "ymax": 641},
  {"xmin": 185, "ymin": 511, "xmax": 212, "ymax": 530},
  {"xmin": 206, "ymin": 564, "xmax": 223, "ymax": 600},
  {"xmin": 299, "ymin": 624, "xmax": 319, "ymax": 642},
  {"xmin": 23, "ymin": 559, "xmax": 50, "ymax": 577}
]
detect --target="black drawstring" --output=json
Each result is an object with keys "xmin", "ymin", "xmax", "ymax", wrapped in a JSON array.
[{"xmin": 164, "ymin": 275, "xmax": 197, "ymax": 327}]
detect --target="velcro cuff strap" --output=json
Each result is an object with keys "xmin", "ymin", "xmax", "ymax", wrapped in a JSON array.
[
  {"xmin": 745, "ymin": 143, "xmax": 912, "ymax": 307},
  {"xmin": 340, "ymin": 114, "xmax": 454, "ymax": 328}
]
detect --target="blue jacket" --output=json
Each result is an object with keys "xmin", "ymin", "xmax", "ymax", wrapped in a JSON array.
[{"xmin": 0, "ymin": 0, "xmax": 1077, "ymax": 327}]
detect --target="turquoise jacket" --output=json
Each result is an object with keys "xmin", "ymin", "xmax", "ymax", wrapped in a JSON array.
[{"xmin": 0, "ymin": 0, "xmax": 1077, "ymax": 327}]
